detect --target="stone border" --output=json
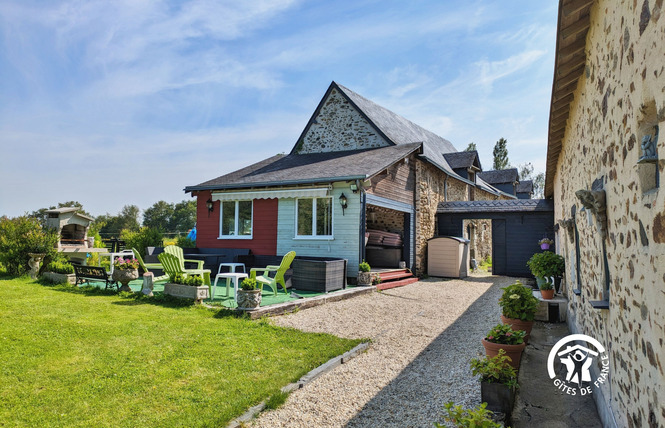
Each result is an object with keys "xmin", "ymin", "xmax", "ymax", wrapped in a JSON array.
[
  {"xmin": 227, "ymin": 341, "xmax": 371, "ymax": 428},
  {"xmin": 240, "ymin": 286, "xmax": 376, "ymax": 319}
]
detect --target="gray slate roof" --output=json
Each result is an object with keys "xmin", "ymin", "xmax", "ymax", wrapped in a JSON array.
[
  {"xmin": 442, "ymin": 151, "xmax": 481, "ymax": 170},
  {"xmin": 185, "ymin": 143, "xmax": 422, "ymax": 191},
  {"xmin": 516, "ymin": 180, "xmax": 534, "ymax": 194},
  {"xmin": 477, "ymin": 168, "xmax": 519, "ymax": 185},
  {"xmin": 437, "ymin": 199, "xmax": 554, "ymax": 214}
]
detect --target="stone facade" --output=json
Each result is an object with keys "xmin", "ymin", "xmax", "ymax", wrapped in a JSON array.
[
  {"xmin": 367, "ymin": 206, "xmax": 405, "ymax": 235},
  {"xmin": 296, "ymin": 88, "xmax": 389, "ymax": 154},
  {"xmin": 414, "ymin": 161, "xmax": 509, "ymax": 274},
  {"xmin": 552, "ymin": 1, "xmax": 665, "ymax": 426}
]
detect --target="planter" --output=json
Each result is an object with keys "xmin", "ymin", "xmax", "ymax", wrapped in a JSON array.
[
  {"xmin": 500, "ymin": 315, "xmax": 534, "ymax": 344},
  {"xmin": 481, "ymin": 381, "xmax": 516, "ymax": 417},
  {"xmin": 292, "ymin": 257, "xmax": 347, "ymax": 292},
  {"xmin": 237, "ymin": 289, "xmax": 262, "ymax": 310},
  {"xmin": 112, "ymin": 268, "xmax": 139, "ymax": 292},
  {"xmin": 481, "ymin": 339, "xmax": 526, "ymax": 370},
  {"xmin": 554, "ymin": 276, "xmax": 562, "ymax": 294},
  {"xmin": 164, "ymin": 283, "xmax": 210, "ymax": 303},
  {"xmin": 535, "ymin": 276, "xmax": 550, "ymax": 289},
  {"xmin": 540, "ymin": 243, "xmax": 550, "ymax": 250},
  {"xmin": 357, "ymin": 271, "xmax": 372, "ymax": 286},
  {"xmin": 540, "ymin": 288, "xmax": 555, "ymax": 299},
  {"xmin": 42, "ymin": 271, "xmax": 76, "ymax": 285}
]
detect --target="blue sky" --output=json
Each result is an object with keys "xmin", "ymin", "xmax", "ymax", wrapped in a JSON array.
[{"xmin": 0, "ymin": 0, "xmax": 558, "ymax": 218}]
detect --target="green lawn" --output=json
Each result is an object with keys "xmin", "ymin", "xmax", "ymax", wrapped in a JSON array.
[{"xmin": 0, "ymin": 277, "xmax": 362, "ymax": 427}]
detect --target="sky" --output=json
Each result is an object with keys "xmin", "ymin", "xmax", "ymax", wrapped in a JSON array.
[{"xmin": 0, "ymin": 0, "xmax": 558, "ymax": 219}]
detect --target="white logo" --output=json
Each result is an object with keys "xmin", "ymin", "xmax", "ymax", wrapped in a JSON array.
[{"xmin": 547, "ymin": 334, "xmax": 609, "ymax": 396}]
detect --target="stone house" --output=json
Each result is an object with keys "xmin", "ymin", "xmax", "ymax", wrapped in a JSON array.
[
  {"xmin": 546, "ymin": 0, "xmax": 665, "ymax": 426},
  {"xmin": 185, "ymin": 81, "xmax": 511, "ymax": 278}
]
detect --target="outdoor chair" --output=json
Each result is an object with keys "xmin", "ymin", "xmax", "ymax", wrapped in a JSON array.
[
  {"xmin": 163, "ymin": 245, "xmax": 205, "ymax": 270},
  {"xmin": 132, "ymin": 247, "xmax": 168, "ymax": 281},
  {"xmin": 158, "ymin": 252, "xmax": 211, "ymax": 285},
  {"xmin": 250, "ymin": 251, "xmax": 296, "ymax": 296}
]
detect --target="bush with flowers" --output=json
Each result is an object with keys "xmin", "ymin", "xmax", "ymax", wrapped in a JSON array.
[
  {"xmin": 113, "ymin": 257, "xmax": 139, "ymax": 270},
  {"xmin": 498, "ymin": 281, "xmax": 539, "ymax": 321},
  {"xmin": 484, "ymin": 323, "xmax": 526, "ymax": 345}
]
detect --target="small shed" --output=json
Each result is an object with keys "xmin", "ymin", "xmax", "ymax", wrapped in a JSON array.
[{"xmin": 428, "ymin": 236, "xmax": 470, "ymax": 278}]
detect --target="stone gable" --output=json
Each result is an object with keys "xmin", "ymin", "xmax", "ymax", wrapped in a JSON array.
[{"xmin": 295, "ymin": 88, "xmax": 390, "ymax": 154}]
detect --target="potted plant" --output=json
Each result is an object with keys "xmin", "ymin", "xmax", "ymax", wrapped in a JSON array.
[
  {"xmin": 236, "ymin": 277, "xmax": 261, "ymax": 310},
  {"xmin": 470, "ymin": 349, "xmax": 518, "ymax": 418},
  {"xmin": 539, "ymin": 277, "xmax": 555, "ymax": 299},
  {"xmin": 163, "ymin": 273, "xmax": 209, "ymax": 303},
  {"xmin": 42, "ymin": 259, "xmax": 76, "ymax": 285},
  {"xmin": 112, "ymin": 257, "xmax": 140, "ymax": 292},
  {"xmin": 498, "ymin": 281, "xmax": 539, "ymax": 342},
  {"xmin": 538, "ymin": 237, "xmax": 554, "ymax": 250},
  {"xmin": 357, "ymin": 261, "xmax": 372, "ymax": 286},
  {"xmin": 481, "ymin": 323, "xmax": 526, "ymax": 370},
  {"xmin": 526, "ymin": 251, "xmax": 565, "ymax": 294}
]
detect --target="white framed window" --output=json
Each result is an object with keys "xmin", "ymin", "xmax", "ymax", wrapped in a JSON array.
[
  {"xmin": 219, "ymin": 200, "xmax": 253, "ymax": 239},
  {"xmin": 295, "ymin": 197, "xmax": 333, "ymax": 238}
]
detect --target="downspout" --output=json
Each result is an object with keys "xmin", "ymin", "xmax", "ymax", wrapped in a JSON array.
[{"xmin": 359, "ymin": 180, "xmax": 367, "ymax": 271}]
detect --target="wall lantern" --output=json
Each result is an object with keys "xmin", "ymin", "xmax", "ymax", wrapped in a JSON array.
[
  {"xmin": 206, "ymin": 198, "xmax": 214, "ymax": 216},
  {"xmin": 339, "ymin": 193, "xmax": 348, "ymax": 215},
  {"xmin": 350, "ymin": 183, "xmax": 358, "ymax": 193}
]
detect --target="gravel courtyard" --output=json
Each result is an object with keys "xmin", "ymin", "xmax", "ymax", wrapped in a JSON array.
[{"xmin": 251, "ymin": 275, "xmax": 523, "ymax": 428}]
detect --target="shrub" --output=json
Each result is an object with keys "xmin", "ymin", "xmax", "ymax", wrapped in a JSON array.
[
  {"xmin": 526, "ymin": 251, "xmax": 565, "ymax": 278},
  {"xmin": 240, "ymin": 277, "xmax": 257, "ymax": 291},
  {"xmin": 120, "ymin": 227, "xmax": 164, "ymax": 256},
  {"xmin": 498, "ymin": 280, "xmax": 539, "ymax": 321},
  {"xmin": 46, "ymin": 260, "xmax": 74, "ymax": 275},
  {"xmin": 484, "ymin": 323, "xmax": 526, "ymax": 345},
  {"xmin": 175, "ymin": 236, "xmax": 195, "ymax": 248},
  {"xmin": 470, "ymin": 349, "xmax": 518, "ymax": 388},
  {"xmin": 435, "ymin": 402, "xmax": 502, "ymax": 428},
  {"xmin": 0, "ymin": 216, "xmax": 58, "ymax": 276},
  {"xmin": 168, "ymin": 273, "xmax": 203, "ymax": 286},
  {"xmin": 359, "ymin": 261, "xmax": 371, "ymax": 272}
]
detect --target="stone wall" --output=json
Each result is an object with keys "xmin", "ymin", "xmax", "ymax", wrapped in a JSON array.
[
  {"xmin": 296, "ymin": 88, "xmax": 389, "ymax": 153},
  {"xmin": 553, "ymin": 1, "xmax": 665, "ymax": 426},
  {"xmin": 367, "ymin": 206, "xmax": 405, "ymax": 235}
]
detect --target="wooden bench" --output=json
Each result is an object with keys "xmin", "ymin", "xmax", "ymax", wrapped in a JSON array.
[{"xmin": 74, "ymin": 265, "xmax": 117, "ymax": 290}]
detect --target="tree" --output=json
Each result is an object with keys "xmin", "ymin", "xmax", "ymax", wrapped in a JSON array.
[
  {"xmin": 465, "ymin": 142, "xmax": 477, "ymax": 152},
  {"xmin": 97, "ymin": 205, "xmax": 141, "ymax": 237},
  {"xmin": 143, "ymin": 201, "xmax": 173, "ymax": 232},
  {"xmin": 518, "ymin": 162, "xmax": 545, "ymax": 199},
  {"xmin": 170, "ymin": 200, "xmax": 196, "ymax": 233},
  {"xmin": 492, "ymin": 138, "xmax": 510, "ymax": 170}
]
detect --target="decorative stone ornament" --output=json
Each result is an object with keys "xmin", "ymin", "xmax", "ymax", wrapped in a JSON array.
[
  {"xmin": 27, "ymin": 253, "xmax": 46, "ymax": 279},
  {"xmin": 141, "ymin": 272, "xmax": 154, "ymax": 296},
  {"xmin": 112, "ymin": 268, "xmax": 139, "ymax": 292},
  {"xmin": 557, "ymin": 219, "xmax": 576, "ymax": 243},
  {"xmin": 638, "ymin": 126, "xmax": 659, "ymax": 163},
  {"xmin": 575, "ymin": 189, "xmax": 608, "ymax": 238}
]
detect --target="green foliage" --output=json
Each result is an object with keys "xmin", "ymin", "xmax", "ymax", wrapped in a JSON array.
[
  {"xmin": 518, "ymin": 162, "xmax": 545, "ymax": 199},
  {"xmin": 0, "ymin": 277, "xmax": 361, "ymax": 427},
  {"xmin": 465, "ymin": 142, "xmax": 477, "ymax": 152},
  {"xmin": 537, "ymin": 238, "xmax": 554, "ymax": 245},
  {"xmin": 0, "ymin": 216, "xmax": 58, "ymax": 276},
  {"xmin": 470, "ymin": 349, "xmax": 518, "ymax": 388},
  {"xmin": 372, "ymin": 275, "xmax": 382, "ymax": 285},
  {"xmin": 176, "ymin": 236, "xmax": 195, "ymax": 248},
  {"xmin": 498, "ymin": 281, "xmax": 539, "ymax": 321},
  {"xmin": 240, "ymin": 277, "xmax": 258, "ymax": 291},
  {"xmin": 526, "ymin": 251, "xmax": 565, "ymax": 278},
  {"xmin": 97, "ymin": 205, "xmax": 141, "ymax": 237},
  {"xmin": 359, "ymin": 261, "xmax": 371, "ymax": 272},
  {"xmin": 45, "ymin": 260, "xmax": 74, "ymax": 274},
  {"xmin": 485, "ymin": 323, "xmax": 526, "ymax": 345},
  {"xmin": 120, "ymin": 227, "xmax": 164, "ymax": 255},
  {"xmin": 169, "ymin": 273, "xmax": 203, "ymax": 286},
  {"xmin": 492, "ymin": 137, "xmax": 510, "ymax": 170},
  {"xmin": 264, "ymin": 390, "xmax": 289, "ymax": 410},
  {"xmin": 143, "ymin": 200, "xmax": 196, "ymax": 233},
  {"xmin": 436, "ymin": 402, "xmax": 503, "ymax": 428}
]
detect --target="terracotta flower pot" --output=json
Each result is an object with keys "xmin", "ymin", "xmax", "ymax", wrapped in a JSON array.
[
  {"xmin": 501, "ymin": 315, "xmax": 534, "ymax": 344},
  {"xmin": 540, "ymin": 288, "xmax": 555, "ymax": 299},
  {"xmin": 481, "ymin": 338, "xmax": 526, "ymax": 370}
]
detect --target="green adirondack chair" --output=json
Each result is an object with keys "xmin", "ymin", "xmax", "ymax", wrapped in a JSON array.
[
  {"xmin": 250, "ymin": 251, "xmax": 296, "ymax": 296},
  {"xmin": 163, "ymin": 245, "xmax": 205, "ymax": 270},
  {"xmin": 132, "ymin": 248, "xmax": 168, "ymax": 281},
  {"xmin": 158, "ymin": 252, "xmax": 211, "ymax": 285}
]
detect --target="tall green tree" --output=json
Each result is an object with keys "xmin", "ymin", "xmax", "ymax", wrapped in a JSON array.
[
  {"xmin": 492, "ymin": 138, "xmax": 510, "ymax": 170},
  {"xmin": 518, "ymin": 162, "xmax": 545, "ymax": 199},
  {"xmin": 143, "ymin": 201, "xmax": 173, "ymax": 232},
  {"xmin": 465, "ymin": 142, "xmax": 477, "ymax": 152},
  {"xmin": 97, "ymin": 205, "xmax": 141, "ymax": 237},
  {"xmin": 170, "ymin": 200, "xmax": 196, "ymax": 233}
]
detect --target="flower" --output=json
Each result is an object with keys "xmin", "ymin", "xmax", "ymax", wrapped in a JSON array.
[
  {"xmin": 485, "ymin": 323, "xmax": 526, "ymax": 345},
  {"xmin": 509, "ymin": 294, "xmax": 520, "ymax": 300},
  {"xmin": 113, "ymin": 257, "xmax": 139, "ymax": 270},
  {"xmin": 498, "ymin": 281, "xmax": 539, "ymax": 321}
]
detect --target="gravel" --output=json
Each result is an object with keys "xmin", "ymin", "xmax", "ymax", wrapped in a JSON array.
[{"xmin": 250, "ymin": 274, "xmax": 524, "ymax": 428}]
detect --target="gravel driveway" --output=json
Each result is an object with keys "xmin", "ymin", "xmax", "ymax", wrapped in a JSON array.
[{"xmin": 251, "ymin": 274, "xmax": 523, "ymax": 428}]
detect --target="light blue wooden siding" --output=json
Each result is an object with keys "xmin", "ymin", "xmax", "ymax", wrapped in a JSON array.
[{"xmin": 277, "ymin": 183, "xmax": 361, "ymax": 277}]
